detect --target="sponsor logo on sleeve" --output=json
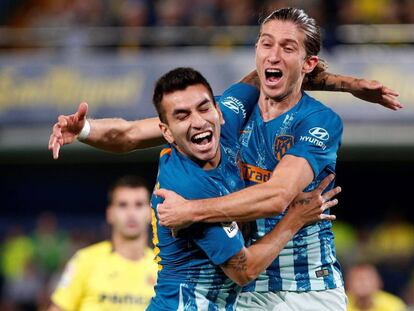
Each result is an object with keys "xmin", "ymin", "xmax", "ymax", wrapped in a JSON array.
[
  {"xmin": 309, "ymin": 127, "xmax": 329, "ymax": 141},
  {"xmin": 299, "ymin": 127, "xmax": 330, "ymax": 150},
  {"xmin": 221, "ymin": 96, "xmax": 247, "ymax": 118},
  {"xmin": 221, "ymin": 221, "xmax": 239, "ymax": 238}
]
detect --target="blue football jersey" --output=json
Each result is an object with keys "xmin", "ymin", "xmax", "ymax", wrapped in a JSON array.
[
  {"xmin": 147, "ymin": 83, "xmax": 259, "ymax": 311},
  {"xmin": 239, "ymin": 92, "xmax": 344, "ymax": 292}
]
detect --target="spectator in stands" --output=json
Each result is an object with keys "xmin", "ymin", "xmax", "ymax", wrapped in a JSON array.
[
  {"xmin": 1, "ymin": 225, "xmax": 35, "ymax": 282},
  {"xmin": 32, "ymin": 212, "xmax": 69, "ymax": 278},
  {"xmin": 367, "ymin": 210, "xmax": 414, "ymax": 296}
]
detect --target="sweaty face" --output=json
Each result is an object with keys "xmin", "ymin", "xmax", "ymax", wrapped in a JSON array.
[
  {"xmin": 107, "ymin": 187, "xmax": 150, "ymax": 240},
  {"xmin": 160, "ymin": 84, "xmax": 224, "ymax": 169},
  {"xmin": 256, "ymin": 20, "xmax": 311, "ymax": 102}
]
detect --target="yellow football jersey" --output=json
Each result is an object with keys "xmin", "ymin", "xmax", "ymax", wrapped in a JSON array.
[
  {"xmin": 52, "ymin": 241, "xmax": 157, "ymax": 311},
  {"xmin": 347, "ymin": 290, "xmax": 406, "ymax": 311}
]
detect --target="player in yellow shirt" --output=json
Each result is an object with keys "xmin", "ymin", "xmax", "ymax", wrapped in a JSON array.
[
  {"xmin": 48, "ymin": 175, "xmax": 157, "ymax": 311},
  {"xmin": 346, "ymin": 263, "xmax": 406, "ymax": 311}
]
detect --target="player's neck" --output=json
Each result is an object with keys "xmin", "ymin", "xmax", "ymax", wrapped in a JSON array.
[
  {"xmin": 186, "ymin": 146, "xmax": 221, "ymax": 170},
  {"xmin": 112, "ymin": 232, "xmax": 147, "ymax": 261},
  {"xmin": 258, "ymin": 88, "xmax": 302, "ymax": 122},
  {"xmin": 202, "ymin": 147, "xmax": 221, "ymax": 170},
  {"xmin": 355, "ymin": 296, "xmax": 374, "ymax": 309}
]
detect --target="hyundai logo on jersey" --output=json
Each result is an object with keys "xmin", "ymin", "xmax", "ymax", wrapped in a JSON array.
[{"xmin": 309, "ymin": 127, "xmax": 329, "ymax": 141}]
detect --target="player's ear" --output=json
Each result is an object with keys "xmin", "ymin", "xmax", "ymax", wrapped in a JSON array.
[
  {"xmin": 159, "ymin": 122, "xmax": 174, "ymax": 144},
  {"xmin": 303, "ymin": 55, "xmax": 319, "ymax": 74}
]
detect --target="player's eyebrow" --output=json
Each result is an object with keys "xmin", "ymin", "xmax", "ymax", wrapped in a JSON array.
[
  {"xmin": 260, "ymin": 33, "xmax": 299, "ymax": 46},
  {"xmin": 172, "ymin": 108, "xmax": 189, "ymax": 116},
  {"xmin": 280, "ymin": 38, "xmax": 299, "ymax": 46},
  {"xmin": 172, "ymin": 98, "xmax": 210, "ymax": 116},
  {"xmin": 197, "ymin": 98, "xmax": 211, "ymax": 108},
  {"xmin": 259, "ymin": 33, "xmax": 274, "ymax": 40}
]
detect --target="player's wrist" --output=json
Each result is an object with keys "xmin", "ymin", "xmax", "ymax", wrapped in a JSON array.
[
  {"xmin": 77, "ymin": 119, "xmax": 91, "ymax": 141},
  {"xmin": 284, "ymin": 208, "xmax": 306, "ymax": 231}
]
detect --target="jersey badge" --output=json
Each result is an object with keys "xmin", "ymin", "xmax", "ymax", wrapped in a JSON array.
[{"xmin": 274, "ymin": 135, "xmax": 294, "ymax": 160}]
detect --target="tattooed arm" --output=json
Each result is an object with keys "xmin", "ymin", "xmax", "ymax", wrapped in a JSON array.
[
  {"xmin": 303, "ymin": 70, "xmax": 402, "ymax": 110},
  {"xmin": 242, "ymin": 67, "xmax": 401, "ymax": 110},
  {"xmin": 220, "ymin": 194, "xmax": 336, "ymax": 286}
]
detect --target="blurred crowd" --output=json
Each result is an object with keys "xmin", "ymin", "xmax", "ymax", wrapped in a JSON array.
[
  {"xmin": 2, "ymin": 0, "xmax": 414, "ymax": 28},
  {"xmin": 1, "ymin": 210, "xmax": 413, "ymax": 310},
  {"xmin": 333, "ymin": 212, "xmax": 414, "ymax": 309},
  {"xmin": 0, "ymin": 0, "xmax": 414, "ymax": 50},
  {"xmin": 0, "ymin": 213, "xmax": 106, "ymax": 311}
]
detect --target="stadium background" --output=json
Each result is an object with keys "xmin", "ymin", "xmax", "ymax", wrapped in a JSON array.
[{"xmin": 1, "ymin": 0, "xmax": 414, "ymax": 309}]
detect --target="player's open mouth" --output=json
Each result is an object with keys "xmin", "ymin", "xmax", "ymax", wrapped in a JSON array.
[
  {"xmin": 265, "ymin": 68, "xmax": 283, "ymax": 85},
  {"xmin": 191, "ymin": 130, "xmax": 213, "ymax": 146}
]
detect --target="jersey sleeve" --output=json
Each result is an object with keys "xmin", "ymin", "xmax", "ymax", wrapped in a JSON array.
[
  {"xmin": 285, "ymin": 109, "xmax": 343, "ymax": 179},
  {"xmin": 51, "ymin": 251, "xmax": 89, "ymax": 311},
  {"xmin": 217, "ymin": 83, "xmax": 259, "ymax": 140},
  {"xmin": 189, "ymin": 222, "xmax": 245, "ymax": 265}
]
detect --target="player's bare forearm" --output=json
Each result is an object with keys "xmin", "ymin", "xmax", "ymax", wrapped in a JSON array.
[
  {"xmin": 221, "ymin": 211, "xmax": 303, "ymax": 286},
  {"xmin": 303, "ymin": 71, "xmax": 353, "ymax": 92},
  {"xmin": 303, "ymin": 71, "xmax": 402, "ymax": 110},
  {"xmin": 85, "ymin": 117, "xmax": 165, "ymax": 153},
  {"xmin": 191, "ymin": 182, "xmax": 291, "ymax": 223},
  {"xmin": 191, "ymin": 155, "xmax": 313, "ymax": 223}
]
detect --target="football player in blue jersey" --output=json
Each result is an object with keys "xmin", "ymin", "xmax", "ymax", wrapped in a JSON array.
[
  {"xmin": 49, "ymin": 66, "xmax": 343, "ymax": 311},
  {"xmin": 145, "ymin": 67, "xmax": 340, "ymax": 310}
]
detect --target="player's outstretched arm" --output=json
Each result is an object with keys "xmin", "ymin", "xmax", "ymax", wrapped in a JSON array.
[
  {"xmin": 48, "ymin": 102, "xmax": 165, "ymax": 159},
  {"xmin": 303, "ymin": 71, "xmax": 402, "ymax": 110},
  {"xmin": 220, "ymin": 194, "xmax": 337, "ymax": 286}
]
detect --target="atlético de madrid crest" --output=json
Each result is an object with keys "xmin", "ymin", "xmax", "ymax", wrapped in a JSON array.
[{"xmin": 274, "ymin": 135, "xmax": 294, "ymax": 160}]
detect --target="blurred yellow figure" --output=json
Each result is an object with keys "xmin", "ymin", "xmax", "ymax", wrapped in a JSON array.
[
  {"xmin": 49, "ymin": 176, "xmax": 157, "ymax": 311},
  {"xmin": 346, "ymin": 263, "xmax": 406, "ymax": 311}
]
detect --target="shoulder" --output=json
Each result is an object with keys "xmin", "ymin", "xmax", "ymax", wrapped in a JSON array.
[
  {"xmin": 157, "ymin": 146, "xmax": 200, "ymax": 194},
  {"xmin": 302, "ymin": 93, "xmax": 341, "ymax": 117},
  {"xmin": 157, "ymin": 146, "xmax": 177, "ymax": 185},
  {"xmin": 158, "ymin": 146, "xmax": 173, "ymax": 167},
  {"xmin": 299, "ymin": 93, "xmax": 343, "ymax": 125},
  {"xmin": 159, "ymin": 146, "xmax": 172, "ymax": 159},
  {"xmin": 142, "ymin": 247, "xmax": 158, "ymax": 270},
  {"xmin": 75, "ymin": 241, "xmax": 112, "ymax": 262},
  {"xmin": 144, "ymin": 247, "xmax": 155, "ymax": 260},
  {"xmin": 220, "ymin": 82, "xmax": 259, "ymax": 102},
  {"xmin": 375, "ymin": 291, "xmax": 406, "ymax": 309}
]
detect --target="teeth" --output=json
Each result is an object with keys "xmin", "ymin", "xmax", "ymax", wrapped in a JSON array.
[
  {"xmin": 193, "ymin": 132, "xmax": 211, "ymax": 140},
  {"xmin": 266, "ymin": 69, "xmax": 281, "ymax": 73}
]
